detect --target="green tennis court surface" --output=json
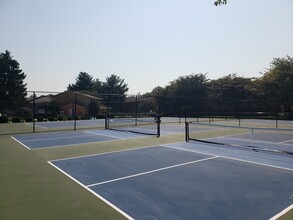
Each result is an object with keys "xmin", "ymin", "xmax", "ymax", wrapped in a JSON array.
[{"xmin": 1, "ymin": 119, "xmax": 292, "ymax": 220}]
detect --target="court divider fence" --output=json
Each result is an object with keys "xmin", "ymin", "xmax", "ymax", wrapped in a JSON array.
[{"xmin": 0, "ymin": 90, "xmax": 292, "ymax": 135}]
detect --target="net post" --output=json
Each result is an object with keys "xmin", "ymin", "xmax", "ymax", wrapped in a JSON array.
[
  {"xmin": 250, "ymin": 128, "xmax": 254, "ymax": 147},
  {"xmin": 185, "ymin": 121, "xmax": 189, "ymax": 142},
  {"xmin": 105, "ymin": 117, "xmax": 108, "ymax": 129},
  {"xmin": 156, "ymin": 115, "xmax": 161, "ymax": 138}
]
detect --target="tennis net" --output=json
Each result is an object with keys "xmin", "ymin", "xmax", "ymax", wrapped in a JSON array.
[
  {"xmin": 185, "ymin": 122, "xmax": 293, "ymax": 155},
  {"xmin": 105, "ymin": 116, "xmax": 160, "ymax": 137}
]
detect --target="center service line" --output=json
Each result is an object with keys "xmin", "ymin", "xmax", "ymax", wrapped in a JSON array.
[{"xmin": 86, "ymin": 156, "xmax": 219, "ymax": 187}]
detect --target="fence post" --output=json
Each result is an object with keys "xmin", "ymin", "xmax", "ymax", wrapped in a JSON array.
[
  {"xmin": 135, "ymin": 94, "xmax": 138, "ymax": 126},
  {"xmin": 276, "ymin": 113, "xmax": 278, "ymax": 129},
  {"xmin": 33, "ymin": 91, "xmax": 36, "ymax": 133},
  {"xmin": 74, "ymin": 92, "xmax": 77, "ymax": 130}
]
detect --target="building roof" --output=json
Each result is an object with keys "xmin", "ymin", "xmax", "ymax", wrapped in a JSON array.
[
  {"xmin": 27, "ymin": 95, "xmax": 54, "ymax": 104},
  {"xmin": 54, "ymin": 91, "xmax": 102, "ymax": 100}
]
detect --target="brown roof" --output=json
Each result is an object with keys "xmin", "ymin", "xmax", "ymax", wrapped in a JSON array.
[
  {"xmin": 54, "ymin": 91, "xmax": 101, "ymax": 100},
  {"xmin": 27, "ymin": 95, "xmax": 54, "ymax": 103}
]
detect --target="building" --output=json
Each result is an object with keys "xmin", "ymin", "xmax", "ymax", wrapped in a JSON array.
[
  {"xmin": 26, "ymin": 91, "xmax": 108, "ymax": 118},
  {"xmin": 54, "ymin": 91, "xmax": 102, "ymax": 118}
]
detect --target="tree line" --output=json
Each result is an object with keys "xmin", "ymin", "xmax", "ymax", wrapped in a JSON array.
[
  {"xmin": 0, "ymin": 49, "xmax": 292, "ymax": 118},
  {"xmin": 143, "ymin": 56, "xmax": 293, "ymax": 117},
  {"xmin": 67, "ymin": 72, "xmax": 129, "ymax": 103}
]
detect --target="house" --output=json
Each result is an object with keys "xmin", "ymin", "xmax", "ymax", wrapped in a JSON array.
[
  {"xmin": 26, "ymin": 95, "xmax": 55, "ymax": 116},
  {"xmin": 54, "ymin": 91, "xmax": 102, "ymax": 118},
  {"xmin": 26, "ymin": 91, "xmax": 108, "ymax": 118}
]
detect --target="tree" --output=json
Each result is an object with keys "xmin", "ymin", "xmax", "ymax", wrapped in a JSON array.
[
  {"xmin": 67, "ymin": 72, "xmax": 94, "ymax": 91},
  {"xmin": 207, "ymin": 74, "xmax": 255, "ymax": 112},
  {"xmin": 168, "ymin": 73, "xmax": 209, "ymax": 115},
  {"xmin": 214, "ymin": 0, "xmax": 227, "ymax": 6},
  {"xmin": 261, "ymin": 56, "xmax": 293, "ymax": 116},
  {"xmin": 101, "ymin": 74, "xmax": 129, "ymax": 98},
  {"xmin": 0, "ymin": 50, "xmax": 27, "ymax": 112},
  {"xmin": 94, "ymin": 78, "xmax": 102, "ymax": 93},
  {"xmin": 150, "ymin": 74, "xmax": 209, "ymax": 116}
]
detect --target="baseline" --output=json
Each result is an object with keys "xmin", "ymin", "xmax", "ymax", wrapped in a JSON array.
[
  {"xmin": 48, "ymin": 161, "xmax": 134, "ymax": 220},
  {"xmin": 164, "ymin": 142, "xmax": 293, "ymax": 171}
]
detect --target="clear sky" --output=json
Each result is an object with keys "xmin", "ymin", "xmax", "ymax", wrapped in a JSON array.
[{"xmin": 0, "ymin": 0, "xmax": 292, "ymax": 95}]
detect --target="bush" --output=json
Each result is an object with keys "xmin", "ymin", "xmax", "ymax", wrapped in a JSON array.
[
  {"xmin": 11, "ymin": 117, "xmax": 21, "ymax": 123},
  {"xmin": 37, "ymin": 117, "xmax": 43, "ymax": 122},
  {"xmin": 25, "ymin": 117, "xmax": 33, "ymax": 122},
  {"xmin": 57, "ymin": 116, "xmax": 63, "ymax": 121},
  {"xmin": 67, "ymin": 116, "xmax": 73, "ymax": 120},
  {"xmin": 0, "ymin": 116, "xmax": 8, "ymax": 123},
  {"xmin": 48, "ymin": 117, "xmax": 56, "ymax": 121}
]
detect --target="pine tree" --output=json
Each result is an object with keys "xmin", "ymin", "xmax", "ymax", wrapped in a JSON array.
[
  {"xmin": 101, "ymin": 74, "xmax": 129, "ymax": 102},
  {"xmin": 0, "ymin": 50, "xmax": 27, "ymax": 112},
  {"xmin": 67, "ymin": 72, "xmax": 94, "ymax": 91}
]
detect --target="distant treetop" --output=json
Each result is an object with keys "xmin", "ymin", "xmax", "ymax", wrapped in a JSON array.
[{"xmin": 214, "ymin": 0, "xmax": 227, "ymax": 6}]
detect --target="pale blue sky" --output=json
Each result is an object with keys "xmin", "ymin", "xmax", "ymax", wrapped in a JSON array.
[{"xmin": 0, "ymin": 0, "xmax": 292, "ymax": 94}]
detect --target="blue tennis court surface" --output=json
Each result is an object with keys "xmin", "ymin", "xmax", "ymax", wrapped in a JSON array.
[
  {"xmin": 12, "ymin": 129, "xmax": 148, "ymax": 150},
  {"xmin": 11, "ymin": 124, "xmax": 190, "ymax": 150},
  {"xmin": 50, "ymin": 144, "xmax": 293, "ymax": 220},
  {"xmin": 26, "ymin": 119, "xmax": 105, "ymax": 128}
]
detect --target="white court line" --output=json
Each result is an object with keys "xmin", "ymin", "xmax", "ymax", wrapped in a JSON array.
[
  {"xmin": 269, "ymin": 204, "xmax": 293, "ymax": 220},
  {"xmin": 20, "ymin": 133, "xmax": 99, "ymax": 142},
  {"xmin": 280, "ymin": 139, "xmax": 293, "ymax": 144},
  {"xmin": 48, "ymin": 161, "xmax": 134, "ymax": 220},
  {"xmin": 48, "ymin": 142, "xmax": 184, "ymax": 162},
  {"xmin": 164, "ymin": 144, "xmax": 293, "ymax": 172},
  {"xmin": 31, "ymin": 138, "xmax": 124, "ymax": 150},
  {"xmin": 25, "ymin": 122, "xmax": 48, "ymax": 129},
  {"xmin": 82, "ymin": 130, "xmax": 124, "ymax": 140},
  {"xmin": 49, "ymin": 144, "xmax": 164, "ymax": 162},
  {"xmin": 216, "ymin": 136, "xmax": 293, "ymax": 147},
  {"xmin": 86, "ymin": 156, "xmax": 219, "ymax": 187},
  {"xmin": 11, "ymin": 136, "xmax": 31, "ymax": 150}
]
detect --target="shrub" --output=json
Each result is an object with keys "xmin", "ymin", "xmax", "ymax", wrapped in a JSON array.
[
  {"xmin": 48, "ymin": 117, "xmax": 56, "ymax": 121},
  {"xmin": 11, "ymin": 117, "xmax": 21, "ymax": 123},
  {"xmin": 0, "ymin": 116, "xmax": 8, "ymax": 123},
  {"xmin": 37, "ymin": 117, "xmax": 43, "ymax": 122},
  {"xmin": 25, "ymin": 117, "xmax": 33, "ymax": 122},
  {"xmin": 57, "ymin": 116, "xmax": 63, "ymax": 121}
]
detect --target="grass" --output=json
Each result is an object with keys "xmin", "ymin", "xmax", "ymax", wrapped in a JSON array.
[
  {"xmin": 277, "ymin": 208, "xmax": 293, "ymax": 220},
  {"xmin": 0, "ymin": 134, "xmax": 129, "ymax": 220}
]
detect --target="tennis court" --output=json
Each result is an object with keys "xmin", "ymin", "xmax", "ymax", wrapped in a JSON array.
[
  {"xmin": 11, "ymin": 129, "xmax": 154, "ymax": 150},
  {"xmin": 11, "ymin": 123, "xmax": 187, "ymax": 150},
  {"xmin": 4, "ymin": 118, "xmax": 293, "ymax": 219},
  {"xmin": 49, "ymin": 142, "xmax": 293, "ymax": 220},
  {"xmin": 26, "ymin": 119, "xmax": 106, "ymax": 129}
]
